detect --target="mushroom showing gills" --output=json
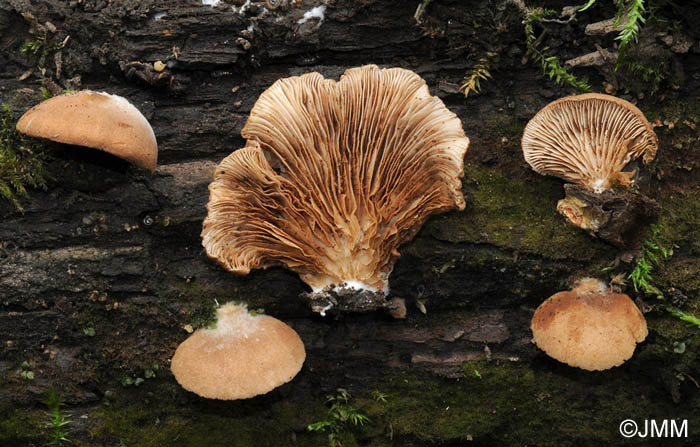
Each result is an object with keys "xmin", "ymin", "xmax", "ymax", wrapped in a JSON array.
[
  {"xmin": 522, "ymin": 93, "xmax": 657, "ymax": 194},
  {"xmin": 202, "ymin": 65, "xmax": 469, "ymax": 314},
  {"xmin": 521, "ymin": 94, "xmax": 660, "ymax": 248},
  {"xmin": 531, "ymin": 278, "xmax": 648, "ymax": 371},
  {"xmin": 171, "ymin": 302, "xmax": 305, "ymax": 400},
  {"xmin": 16, "ymin": 90, "xmax": 158, "ymax": 171}
]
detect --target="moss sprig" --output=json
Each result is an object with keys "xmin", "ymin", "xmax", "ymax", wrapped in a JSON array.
[
  {"xmin": 307, "ymin": 388, "xmax": 371, "ymax": 447},
  {"xmin": 44, "ymin": 391, "xmax": 71, "ymax": 446},
  {"xmin": 460, "ymin": 54, "xmax": 495, "ymax": 98},
  {"xmin": 0, "ymin": 104, "xmax": 51, "ymax": 212},
  {"xmin": 666, "ymin": 307, "xmax": 700, "ymax": 329},
  {"xmin": 628, "ymin": 224, "xmax": 668, "ymax": 298},
  {"xmin": 524, "ymin": 8, "xmax": 592, "ymax": 92},
  {"xmin": 614, "ymin": 0, "xmax": 647, "ymax": 68}
]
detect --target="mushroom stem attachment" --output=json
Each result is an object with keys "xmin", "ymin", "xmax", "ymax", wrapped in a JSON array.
[{"xmin": 557, "ymin": 183, "xmax": 660, "ymax": 249}]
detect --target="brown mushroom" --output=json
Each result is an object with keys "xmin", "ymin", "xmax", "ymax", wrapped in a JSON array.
[
  {"xmin": 531, "ymin": 278, "xmax": 648, "ymax": 371},
  {"xmin": 201, "ymin": 65, "xmax": 469, "ymax": 313},
  {"xmin": 171, "ymin": 302, "xmax": 305, "ymax": 400},
  {"xmin": 522, "ymin": 93, "xmax": 657, "ymax": 193},
  {"xmin": 16, "ymin": 90, "xmax": 157, "ymax": 171}
]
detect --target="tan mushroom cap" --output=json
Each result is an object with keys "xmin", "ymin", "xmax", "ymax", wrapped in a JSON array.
[
  {"xmin": 531, "ymin": 278, "xmax": 648, "ymax": 371},
  {"xmin": 171, "ymin": 302, "xmax": 305, "ymax": 400},
  {"xmin": 522, "ymin": 93, "xmax": 657, "ymax": 193},
  {"xmin": 202, "ymin": 65, "xmax": 468, "ymax": 295},
  {"xmin": 16, "ymin": 90, "xmax": 157, "ymax": 171}
]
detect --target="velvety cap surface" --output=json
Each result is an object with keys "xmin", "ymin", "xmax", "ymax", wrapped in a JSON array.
[
  {"xmin": 531, "ymin": 279, "xmax": 647, "ymax": 371},
  {"xmin": 171, "ymin": 303, "xmax": 306, "ymax": 399}
]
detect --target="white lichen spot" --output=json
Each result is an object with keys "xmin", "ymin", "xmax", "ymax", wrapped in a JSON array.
[
  {"xmin": 152, "ymin": 12, "xmax": 167, "ymax": 20},
  {"xmin": 297, "ymin": 5, "xmax": 326, "ymax": 25},
  {"xmin": 232, "ymin": 0, "xmax": 252, "ymax": 14}
]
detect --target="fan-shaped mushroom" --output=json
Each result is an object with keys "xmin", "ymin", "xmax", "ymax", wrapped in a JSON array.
[
  {"xmin": 522, "ymin": 93, "xmax": 657, "ymax": 193},
  {"xmin": 16, "ymin": 90, "xmax": 157, "ymax": 171},
  {"xmin": 202, "ymin": 65, "xmax": 469, "ymax": 313},
  {"xmin": 171, "ymin": 302, "xmax": 305, "ymax": 400},
  {"xmin": 531, "ymin": 278, "xmax": 648, "ymax": 371}
]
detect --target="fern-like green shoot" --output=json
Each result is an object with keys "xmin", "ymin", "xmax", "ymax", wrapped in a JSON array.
[{"xmin": 667, "ymin": 307, "xmax": 700, "ymax": 329}]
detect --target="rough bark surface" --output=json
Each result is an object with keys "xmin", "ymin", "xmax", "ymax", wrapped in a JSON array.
[{"xmin": 1, "ymin": 1, "xmax": 700, "ymax": 446}]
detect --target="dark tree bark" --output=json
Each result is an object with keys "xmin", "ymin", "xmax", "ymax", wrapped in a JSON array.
[{"xmin": 1, "ymin": 1, "xmax": 699, "ymax": 446}]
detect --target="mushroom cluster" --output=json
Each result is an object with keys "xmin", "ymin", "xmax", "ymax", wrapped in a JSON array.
[
  {"xmin": 531, "ymin": 278, "xmax": 648, "ymax": 371},
  {"xmin": 201, "ymin": 65, "xmax": 469, "ymax": 314}
]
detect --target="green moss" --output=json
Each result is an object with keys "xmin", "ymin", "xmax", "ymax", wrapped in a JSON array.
[
  {"xmin": 644, "ymin": 194, "xmax": 700, "ymax": 296},
  {"xmin": 167, "ymin": 276, "xmax": 291, "ymax": 313},
  {"xmin": 0, "ymin": 402, "xmax": 45, "ymax": 445},
  {"xmin": 425, "ymin": 163, "xmax": 611, "ymax": 260},
  {"xmin": 656, "ymin": 260, "xmax": 700, "ymax": 298},
  {"xmin": 482, "ymin": 113, "xmax": 524, "ymax": 138},
  {"xmin": 89, "ymin": 381, "xmax": 328, "ymax": 447},
  {"xmin": 372, "ymin": 361, "xmax": 699, "ymax": 445},
  {"xmin": 164, "ymin": 279, "xmax": 276, "ymax": 329},
  {"xmin": 657, "ymin": 194, "xmax": 700, "ymax": 256},
  {"xmin": 0, "ymin": 104, "xmax": 52, "ymax": 211}
]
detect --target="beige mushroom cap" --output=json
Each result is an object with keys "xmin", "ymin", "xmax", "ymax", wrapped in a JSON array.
[
  {"xmin": 522, "ymin": 93, "xmax": 657, "ymax": 193},
  {"xmin": 531, "ymin": 278, "xmax": 648, "ymax": 371},
  {"xmin": 16, "ymin": 90, "xmax": 157, "ymax": 171},
  {"xmin": 171, "ymin": 303, "xmax": 305, "ymax": 400}
]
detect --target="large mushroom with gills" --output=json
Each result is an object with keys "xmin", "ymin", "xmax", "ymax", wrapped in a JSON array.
[
  {"xmin": 521, "ymin": 93, "xmax": 659, "ymax": 248},
  {"xmin": 531, "ymin": 278, "xmax": 648, "ymax": 371},
  {"xmin": 15, "ymin": 90, "xmax": 158, "ymax": 171},
  {"xmin": 171, "ymin": 302, "xmax": 305, "ymax": 400},
  {"xmin": 201, "ymin": 65, "xmax": 469, "ymax": 314}
]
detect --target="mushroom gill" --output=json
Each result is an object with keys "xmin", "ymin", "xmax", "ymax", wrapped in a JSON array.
[
  {"xmin": 522, "ymin": 93, "xmax": 657, "ymax": 193},
  {"xmin": 201, "ymin": 65, "xmax": 469, "ymax": 313}
]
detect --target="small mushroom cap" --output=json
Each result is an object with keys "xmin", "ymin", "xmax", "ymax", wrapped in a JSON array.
[
  {"xmin": 16, "ymin": 90, "xmax": 157, "ymax": 171},
  {"xmin": 171, "ymin": 303, "xmax": 305, "ymax": 400},
  {"xmin": 522, "ymin": 93, "xmax": 657, "ymax": 193},
  {"xmin": 531, "ymin": 278, "xmax": 647, "ymax": 371}
]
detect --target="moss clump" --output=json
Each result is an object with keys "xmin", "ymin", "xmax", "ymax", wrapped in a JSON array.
[
  {"xmin": 373, "ymin": 360, "xmax": 699, "ymax": 445},
  {"xmin": 482, "ymin": 113, "xmax": 524, "ymax": 138},
  {"xmin": 88, "ymin": 381, "xmax": 330, "ymax": 447},
  {"xmin": 0, "ymin": 402, "xmax": 45, "ymax": 445},
  {"xmin": 0, "ymin": 104, "xmax": 51, "ymax": 212},
  {"xmin": 657, "ymin": 194, "xmax": 700, "ymax": 257},
  {"xmin": 646, "ymin": 194, "xmax": 700, "ymax": 296},
  {"xmin": 425, "ymin": 163, "xmax": 611, "ymax": 260}
]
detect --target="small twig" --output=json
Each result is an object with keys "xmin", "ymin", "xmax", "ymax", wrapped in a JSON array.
[
  {"xmin": 414, "ymin": 0, "xmax": 435, "ymax": 24},
  {"xmin": 684, "ymin": 373, "xmax": 700, "ymax": 390}
]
